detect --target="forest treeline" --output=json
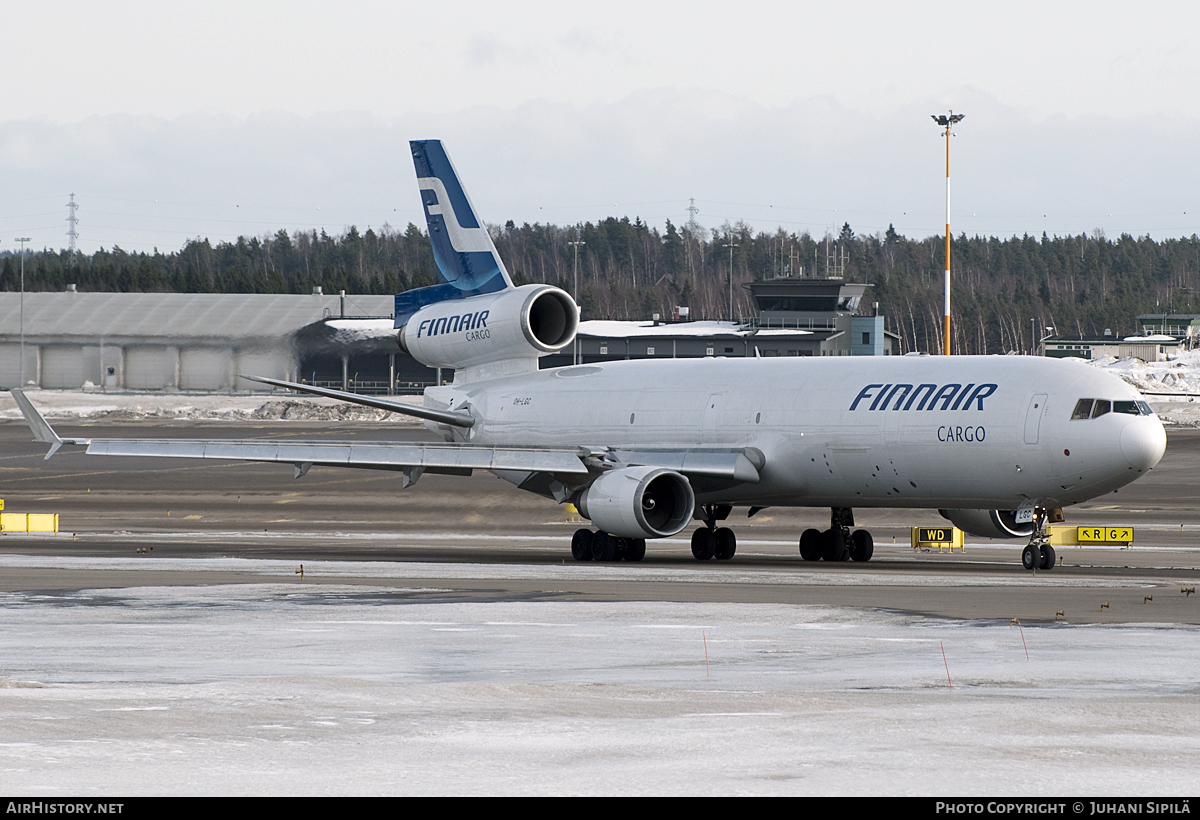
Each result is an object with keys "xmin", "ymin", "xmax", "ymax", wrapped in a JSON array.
[{"xmin": 3, "ymin": 219, "xmax": 1199, "ymax": 355}]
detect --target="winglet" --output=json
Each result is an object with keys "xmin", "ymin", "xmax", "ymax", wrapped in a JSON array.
[{"xmin": 10, "ymin": 388, "xmax": 64, "ymax": 459}]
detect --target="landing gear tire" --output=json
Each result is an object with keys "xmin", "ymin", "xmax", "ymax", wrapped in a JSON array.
[
  {"xmin": 625, "ymin": 538, "xmax": 647, "ymax": 562},
  {"xmin": 849, "ymin": 530, "xmax": 874, "ymax": 562},
  {"xmin": 571, "ymin": 529, "xmax": 594, "ymax": 561},
  {"xmin": 1039, "ymin": 544, "xmax": 1056, "ymax": 570},
  {"xmin": 691, "ymin": 528, "xmax": 716, "ymax": 560},
  {"xmin": 714, "ymin": 527, "xmax": 736, "ymax": 560},
  {"xmin": 822, "ymin": 528, "xmax": 848, "ymax": 562},
  {"xmin": 799, "ymin": 529, "xmax": 823, "ymax": 561},
  {"xmin": 1021, "ymin": 543, "xmax": 1040, "ymax": 571},
  {"xmin": 1021, "ymin": 507, "xmax": 1055, "ymax": 572},
  {"xmin": 592, "ymin": 531, "xmax": 617, "ymax": 562}
]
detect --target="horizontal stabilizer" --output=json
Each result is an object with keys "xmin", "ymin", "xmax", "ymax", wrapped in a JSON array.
[{"xmin": 238, "ymin": 375, "xmax": 475, "ymax": 428}]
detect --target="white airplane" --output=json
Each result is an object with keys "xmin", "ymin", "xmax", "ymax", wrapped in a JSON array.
[{"xmin": 11, "ymin": 140, "xmax": 1167, "ymax": 571}]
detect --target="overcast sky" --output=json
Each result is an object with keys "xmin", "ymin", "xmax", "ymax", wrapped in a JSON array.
[{"xmin": 3, "ymin": 0, "xmax": 1199, "ymax": 254}]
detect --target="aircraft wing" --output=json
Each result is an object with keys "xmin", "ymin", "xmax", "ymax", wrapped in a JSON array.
[
  {"xmin": 82, "ymin": 439, "xmax": 590, "ymax": 481},
  {"xmin": 9, "ymin": 388, "xmax": 588, "ymax": 485},
  {"xmin": 10, "ymin": 388, "xmax": 763, "ymax": 488}
]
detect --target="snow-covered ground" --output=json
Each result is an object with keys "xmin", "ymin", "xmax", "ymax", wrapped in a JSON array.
[
  {"xmin": 0, "ymin": 557, "xmax": 1197, "ymax": 796},
  {"xmin": 1087, "ymin": 350, "xmax": 1200, "ymax": 426}
]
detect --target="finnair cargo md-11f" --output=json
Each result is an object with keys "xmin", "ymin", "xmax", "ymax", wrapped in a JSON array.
[{"xmin": 11, "ymin": 140, "xmax": 1167, "ymax": 571}]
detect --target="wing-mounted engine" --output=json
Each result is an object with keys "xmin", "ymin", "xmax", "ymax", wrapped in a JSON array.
[
  {"xmin": 398, "ymin": 284, "xmax": 578, "ymax": 380},
  {"xmin": 939, "ymin": 508, "xmax": 1035, "ymax": 539},
  {"xmin": 577, "ymin": 466, "xmax": 696, "ymax": 539}
]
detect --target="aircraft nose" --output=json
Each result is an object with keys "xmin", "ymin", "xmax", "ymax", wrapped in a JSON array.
[{"xmin": 1120, "ymin": 416, "xmax": 1166, "ymax": 471}]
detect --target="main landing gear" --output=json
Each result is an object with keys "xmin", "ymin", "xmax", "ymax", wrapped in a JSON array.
[
  {"xmin": 571, "ymin": 529, "xmax": 646, "ymax": 562},
  {"xmin": 1020, "ymin": 508, "xmax": 1056, "ymax": 571},
  {"xmin": 571, "ymin": 505, "xmax": 878, "ymax": 565},
  {"xmin": 690, "ymin": 504, "xmax": 737, "ymax": 561},
  {"xmin": 798, "ymin": 507, "xmax": 874, "ymax": 562}
]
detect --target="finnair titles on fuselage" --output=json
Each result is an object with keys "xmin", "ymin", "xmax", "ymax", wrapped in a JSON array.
[
  {"xmin": 849, "ymin": 382, "xmax": 997, "ymax": 412},
  {"xmin": 10, "ymin": 139, "xmax": 1167, "ymax": 572},
  {"xmin": 850, "ymin": 381, "xmax": 996, "ymax": 443}
]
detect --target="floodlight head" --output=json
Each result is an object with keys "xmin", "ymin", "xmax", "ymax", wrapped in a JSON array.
[
  {"xmin": 949, "ymin": 113, "xmax": 965, "ymax": 125},
  {"xmin": 932, "ymin": 115, "xmax": 949, "ymax": 126}
]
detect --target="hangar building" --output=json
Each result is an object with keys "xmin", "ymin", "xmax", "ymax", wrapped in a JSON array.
[{"xmin": 0, "ymin": 291, "xmax": 400, "ymax": 392}]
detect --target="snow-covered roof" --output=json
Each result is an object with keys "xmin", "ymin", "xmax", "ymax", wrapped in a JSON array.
[
  {"xmin": 324, "ymin": 318, "xmax": 398, "ymax": 343},
  {"xmin": 578, "ymin": 320, "xmax": 812, "ymax": 338},
  {"xmin": 0, "ymin": 292, "xmax": 395, "ymax": 342},
  {"xmin": 580, "ymin": 320, "xmax": 744, "ymax": 338}
]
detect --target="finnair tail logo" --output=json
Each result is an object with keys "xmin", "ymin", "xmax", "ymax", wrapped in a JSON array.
[
  {"xmin": 418, "ymin": 177, "xmax": 496, "ymax": 254},
  {"xmin": 849, "ymin": 383, "xmax": 998, "ymax": 411}
]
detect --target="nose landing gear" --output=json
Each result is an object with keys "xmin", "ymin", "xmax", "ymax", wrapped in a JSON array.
[{"xmin": 1021, "ymin": 508, "xmax": 1056, "ymax": 570}]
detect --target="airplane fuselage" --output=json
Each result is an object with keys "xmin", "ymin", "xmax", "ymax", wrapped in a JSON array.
[{"xmin": 427, "ymin": 354, "xmax": 1166, "ymax": 511}]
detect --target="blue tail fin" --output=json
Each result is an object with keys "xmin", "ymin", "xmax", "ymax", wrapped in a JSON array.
[{"xmin": 395, "ymin": 140, "xmax": 513, "ymax": 326}]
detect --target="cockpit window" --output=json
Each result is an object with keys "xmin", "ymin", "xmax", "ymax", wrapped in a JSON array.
[{"xmin": 1073, "ymin": 397, "xmax": 1154, "ymax": 419}]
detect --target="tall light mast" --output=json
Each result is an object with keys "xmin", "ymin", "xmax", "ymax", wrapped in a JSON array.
[
  {"xmin": 568, "ymin": 231, "xmax": 585, "ymax": 364},
  {"xmin": 723, "ymin": 236, "xmax": 738, "ymax": 322},
  {"xmin": 16, "ymin": 237, "xmax": 31, "ymax": 385},
  {"xmin": 931, "ymin": 111, "xmax": 964, "ymax": 356}
]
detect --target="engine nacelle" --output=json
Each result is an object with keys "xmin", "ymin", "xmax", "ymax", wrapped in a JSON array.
[
  {"xmin": 939, "ymin": 509, "xmax": 1035, "ymax": 539},
  {"xmin": 398, "ymin": 283, "xmax": 577, "ymax": 371},
  {"xmin": 577, "ymin": 466, "xmax": 696, "ymax": 539}
]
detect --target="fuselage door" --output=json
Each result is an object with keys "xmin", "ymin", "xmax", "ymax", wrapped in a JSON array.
[
  {"xmin": 1023, "ymin": 393, "xmax": 1048, "ymax": 444},
  {"xmin": 702, "ymin": 392, "xmax": 725, "ymax": 445}
]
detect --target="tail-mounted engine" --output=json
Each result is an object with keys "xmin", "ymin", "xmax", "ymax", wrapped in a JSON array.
[
  {"xmin": 398, "ymin": 284, "xmax": 577, "ymax": 375},
  {"xmin": 577, "ymin": 466, "xmax": 696, "ymax": 539}
]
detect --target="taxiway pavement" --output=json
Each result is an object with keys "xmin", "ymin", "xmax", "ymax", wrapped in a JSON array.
[{"xmin": 2, "ymin": 420, "xmax": 1198, "ymax": 624}]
